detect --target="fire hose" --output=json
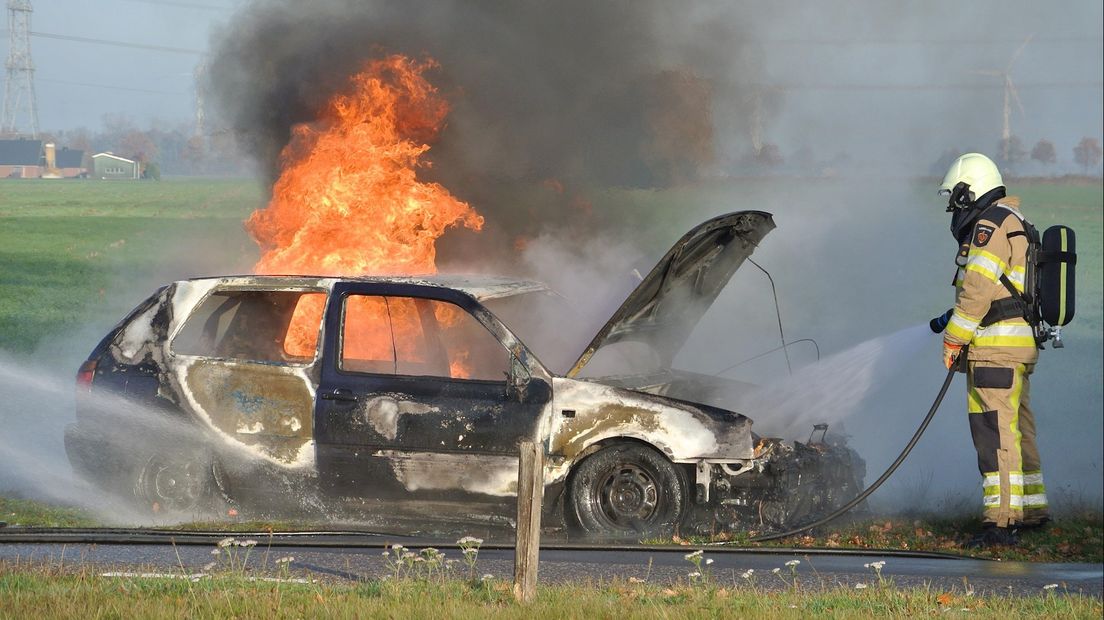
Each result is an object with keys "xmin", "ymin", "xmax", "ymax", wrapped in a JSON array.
[{"xmin": 747, "ymin": 346, "xmax": 965, "ymax": 543}]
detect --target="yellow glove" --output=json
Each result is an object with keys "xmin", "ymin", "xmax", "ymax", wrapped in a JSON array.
[{"xmin": 943, "ymin": 340, "xmax": 964, "ymax": 370}]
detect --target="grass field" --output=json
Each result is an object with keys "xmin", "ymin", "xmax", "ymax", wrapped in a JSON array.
[
  {"xmin": 1, "ymin": 177, "xmax": 1099, "ymax": 352},
  {"xmin": 1, "ymin": 561, "xmax": 1100, "ymax": 619},
  {"xmin": 0, "ymin": 179, "xmax": 262, "ymax": 353}
]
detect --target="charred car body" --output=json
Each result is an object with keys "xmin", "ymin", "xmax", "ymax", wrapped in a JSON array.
[{"xmin": 66, "ymin": 211, "xmax": 864, "ymax": 538}]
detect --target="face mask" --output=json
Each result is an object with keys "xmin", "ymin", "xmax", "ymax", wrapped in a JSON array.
[{"xmin": 943, "ymin": 182, "xmax": 977, "ymax": 241}]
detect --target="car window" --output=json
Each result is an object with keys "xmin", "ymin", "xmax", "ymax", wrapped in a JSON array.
[
  {"xmin": 173, "ymin": 290, "xmax": 326, "ymax": 363},
  {"xmin": 340, "ymin": 295, "xmax": 508, "ymax": 382},
  {"xmin": 341, "ymin": 295, "xmax": 397, "ymax": 374}
]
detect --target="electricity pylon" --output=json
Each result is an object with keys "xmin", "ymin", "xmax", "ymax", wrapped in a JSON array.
[{"xmin": 2, "ymin": 0, "xmax": 40, "ymax": 138}]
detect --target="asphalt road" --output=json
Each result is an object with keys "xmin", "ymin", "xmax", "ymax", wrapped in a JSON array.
[{"xmin": 0, "ymin": 530, "xmax": 1100, "ymax": 597}]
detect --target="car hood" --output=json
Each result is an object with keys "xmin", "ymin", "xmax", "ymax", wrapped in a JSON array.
[{"xmin": 567, "ymin": 210, "xmax": 775, "ymax": 378}]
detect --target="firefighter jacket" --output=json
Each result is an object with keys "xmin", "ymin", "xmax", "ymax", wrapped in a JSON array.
[{"xmin": 944, "ymin": 196, "xmax": 1040, "ymax": 365}]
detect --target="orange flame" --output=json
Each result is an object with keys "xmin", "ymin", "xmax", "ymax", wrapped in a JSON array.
[
  {"xmin": 247, "ymin": 55, "xmax": 483, "ymax": 374},
  {"xmin": 248, "ymin": 55, "xmax": 483, "ymax": 276}
]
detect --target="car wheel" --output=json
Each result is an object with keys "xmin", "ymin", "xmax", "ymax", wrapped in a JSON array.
[
  {"xmin": 134, "ymin": 448, "xmax": 220, "ymax": 514},
  {"xmin": 567, "ymin": 443, "xmax": 686, "ymax": 539}
]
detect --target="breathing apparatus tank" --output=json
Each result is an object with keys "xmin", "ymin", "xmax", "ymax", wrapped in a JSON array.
[
  {"xmin": 976, "ymin": 216, "xmax": 1077, "ymax": 348},
  {"xmin": 1036, "ymin": 225, "xmax": 1077, "ymax": 347}
]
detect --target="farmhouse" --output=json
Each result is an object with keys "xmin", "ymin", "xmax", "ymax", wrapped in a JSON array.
[
  {"xmin": 0, "ymin": 139, "xmax": 43, "ymax": 178},
  {"xmin": 92, "ymin": 152, "xmax": 139, "ymax": 180},
  {"xmin": 54, "ymin": 147, "xmax": 87, "ymax": 178}
]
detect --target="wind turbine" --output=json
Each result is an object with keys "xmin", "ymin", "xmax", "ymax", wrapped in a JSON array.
[{"xmin": 976, "ymin": 35, "xmax": 1032, "ymax": 161}]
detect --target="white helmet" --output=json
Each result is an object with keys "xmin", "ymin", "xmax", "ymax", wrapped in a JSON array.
[{"xmin": 939, "ymin": 153, "xmax": 1004, "ymax": 202}]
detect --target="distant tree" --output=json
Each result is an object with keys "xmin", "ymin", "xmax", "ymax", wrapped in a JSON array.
[
  {"xmin": 1030, "ymin": 139, "xmax": 1057, "ymax": 168},
  {"xmin": 119, "ymin": 130, "xmax": 158, "ymax": 165},
  {"xmin": 997, "ymin": 136, "xmax": 1027, "ymax": 173},
  {"xmin": 142, "ymin": 161, "xmax": 161, "ymax": 180},
  {"xmin": 1073, "ymin": 137, "xmax": 1102, "ymax": 175},
  {"xmin": 931, "ymin": 148, "xmax": 961, "ymax": 177}
]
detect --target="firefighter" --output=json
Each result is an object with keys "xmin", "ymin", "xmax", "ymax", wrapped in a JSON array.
[{"xmin": 932, "ymin": 153, "xmax": 1049, "ymax": 548}]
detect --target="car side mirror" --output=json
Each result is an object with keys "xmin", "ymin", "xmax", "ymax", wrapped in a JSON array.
[{"xmin": 505, "ymin": 355, "xmax": 531, "ymax": 402}]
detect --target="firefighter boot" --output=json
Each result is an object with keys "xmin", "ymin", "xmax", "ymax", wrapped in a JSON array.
[{"xmin": 965, "ymin": 524, "xmax": 1020, "ymax": 549}]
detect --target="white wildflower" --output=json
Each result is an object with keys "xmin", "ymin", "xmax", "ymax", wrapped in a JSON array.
[
  {"xmin": 687, "ymin": 571, "xmax": 701, "ymax": 578},
  {"xmin": 628, "ymin": 577, "xmax": 645, "ymax": 584},
  {"xmin": 870, "ymin": 561, "xmax": 885, "ymax": 570},
  {"xmin": 275, "ymin": 556, "xmax": 294, "ymax": 565},
  {"xmin": 217, "ymin": 537, "xmax": 235, "ymax": 548},
  {"xmin": 210, "ymin": 549, "xmax": 221, "ymax": 556},
  {"xmin": 202, "ymin": 562, "xmax": 217, "ymax": 571},
  {"xmin": 855, "ymin": 583, "xmax": 868, "ymax": 590},
  {"xmin": 771, "ymin": 568, "xmax": 781, "ymax": 574},
  {"xmin": 1043, "ymin": 583, "xmax": 1058, "ymax": 591},
  {"xmin": 381, "ymin": 551, "xmax": 390, "ymax": 557},
  {"xmin": 785, "ymin": 559, "xmax": 800, "ymax": 567},
  {"xmin": 481, "ymin": 574, "xmax": 494, "ymax": 581},
  {"xmin": 684, "ymin": 550, "xmax": 704, "ymax": 560},
  {"xmin": 462, "ymin": 547, "xmax": 478, "ymax": 556},
  {"xmin": 705, "ymin": 558, "xmax": 714, "ymax": 565},
  {"xmin": 457, "ymin": 536, "xmax": 483, "ymax": 546},
  {"xmin": 740, "ymin": 570, "xmax": 755, "ymax": 580}
]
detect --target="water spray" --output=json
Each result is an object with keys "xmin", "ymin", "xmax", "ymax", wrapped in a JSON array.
[{"xmin": 747, "ymin": 344, "xmax": 966, "ymax": 542}]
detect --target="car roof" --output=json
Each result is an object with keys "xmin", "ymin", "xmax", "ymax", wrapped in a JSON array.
[{"xmin": 181, "ymin": 274, "xmax": 550, "ymax": 302}]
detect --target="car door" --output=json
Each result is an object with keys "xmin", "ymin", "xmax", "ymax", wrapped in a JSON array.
[{"xmin": 314, "ymin": 282, "xmax": 551, "ymax": 513}]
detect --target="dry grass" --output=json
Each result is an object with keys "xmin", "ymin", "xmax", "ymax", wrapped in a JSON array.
[{"xmin": 0, "ymin": 559, "xmax": 1099, "ymax": 619}]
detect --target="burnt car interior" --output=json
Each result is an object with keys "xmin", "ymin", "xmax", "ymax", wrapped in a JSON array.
[{"xmin": 173, "ymin": 290, "xmax": 326, "ymax": 364}]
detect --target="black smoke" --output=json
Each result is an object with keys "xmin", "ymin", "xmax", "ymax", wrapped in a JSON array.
[{"xmin": 206, "ymin": 1, "xmax": 767, "ymax": 244}]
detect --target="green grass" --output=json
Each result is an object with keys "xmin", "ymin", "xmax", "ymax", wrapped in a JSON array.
[
  {"xmin": 0, "ymin": 496, "xmax": 98, "ymax": 528},
  {"xmin": 0, "ymin": 561, "xmax": 1099, "ymax": 619},
  {"xmin": 0, "ymin": 178, "xmax": 263, "ymax": 353}
]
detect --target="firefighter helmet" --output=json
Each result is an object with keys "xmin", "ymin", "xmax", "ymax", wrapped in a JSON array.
[{"xmin": 939, "ymin": 153, "xmax": 1004, "ymax": 203}]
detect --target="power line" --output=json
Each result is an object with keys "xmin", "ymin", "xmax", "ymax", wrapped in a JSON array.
[
  {"xmin": 0, "ymin": 30, "xmax": 207, "ymax": 55},
  {"xmin": 37, "ymin": 77, "xmax": 184, "ymax": 96},
  {"xmin": 120, "ymin": 0, "xmax": 229, "ymax": 10}
]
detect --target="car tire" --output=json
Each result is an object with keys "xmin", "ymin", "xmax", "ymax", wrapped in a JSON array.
[
  {"xmin": 567, "ymin": 443, "xmax": 686, "ymax": 540},
  {"xmin": 134, "ymin": 447, "xmax": 224, "ymax": 515}
]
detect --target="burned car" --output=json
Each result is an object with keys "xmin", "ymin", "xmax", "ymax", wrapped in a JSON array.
[{"xmin": 65, "ymin": 211, "xmax": 864, "ymax": 538}]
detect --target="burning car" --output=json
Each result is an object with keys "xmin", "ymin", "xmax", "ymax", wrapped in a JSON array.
[{"xmin": 65, "ymin": 210, "xmax": 864, "ymax": 538}]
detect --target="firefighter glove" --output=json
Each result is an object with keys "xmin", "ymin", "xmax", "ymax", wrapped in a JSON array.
[
  {"xmin": 930, "ymin": 309, "xmax": 953, "ymax": 333},
  {"xmin": 942, "ymin": 340, "xmax": 964, "ymax": 370}
]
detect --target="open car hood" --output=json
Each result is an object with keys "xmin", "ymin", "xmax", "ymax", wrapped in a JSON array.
[{"xmin": 567, "ymin": 210, "xmax": 775, "ymax": 378}]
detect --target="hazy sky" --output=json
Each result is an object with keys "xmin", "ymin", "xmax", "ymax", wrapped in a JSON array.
[{"xmin": 3, "ymin": 0, "xmax": 1102, "ymax": 170}]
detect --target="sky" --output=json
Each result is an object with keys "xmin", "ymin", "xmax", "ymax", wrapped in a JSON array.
[{"xmin": 1, "ymin": 0, "xmax": 1101, "ymax": 172}]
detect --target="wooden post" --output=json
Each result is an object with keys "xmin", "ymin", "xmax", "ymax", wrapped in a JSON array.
[{"xmin": 513, "ymin": 440, "xmax": 543, "ymax": 604}]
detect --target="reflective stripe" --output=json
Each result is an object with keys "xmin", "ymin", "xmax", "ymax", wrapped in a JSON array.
[
  {"xmin": 954, "ymin": 267, "xmax": 965, "ymax": 287},
  {"xmin": 1006, "ymin": 266, "xmax": 1025, "ymax": 292},
  {"xmin": 965, "ymin": 249, "xmax": 1006, "ymax": 283},
  {"xmin": 947, "ymin": 311, "xmax": 980, "ymax": 341},
  {"xmin": 1058, "ymin": 228, "xmax": 1068, "ymax": 324},
  {"xmin": 983, "ymin": 484, "xmax": 1024, "ymax": 496},
  {"xmin": 1023, "ymin": 494, "xmax": 1048, "ymax": 508},
  {"xmin": 984, "ymin": 494, "xmax": 1024, "ymax": 508},
  {"xmin": 973, "ymin": 324, "xmax": 1036, "ymax": 348},
  {"xmin": 1023, "ymin": 472, "xmax": 1044, "ymax": 485}
]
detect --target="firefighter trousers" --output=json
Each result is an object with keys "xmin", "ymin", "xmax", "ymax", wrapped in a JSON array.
[{"xmin": 966, "ymin": 361, "xmax": 1049, "ymax": 527}]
